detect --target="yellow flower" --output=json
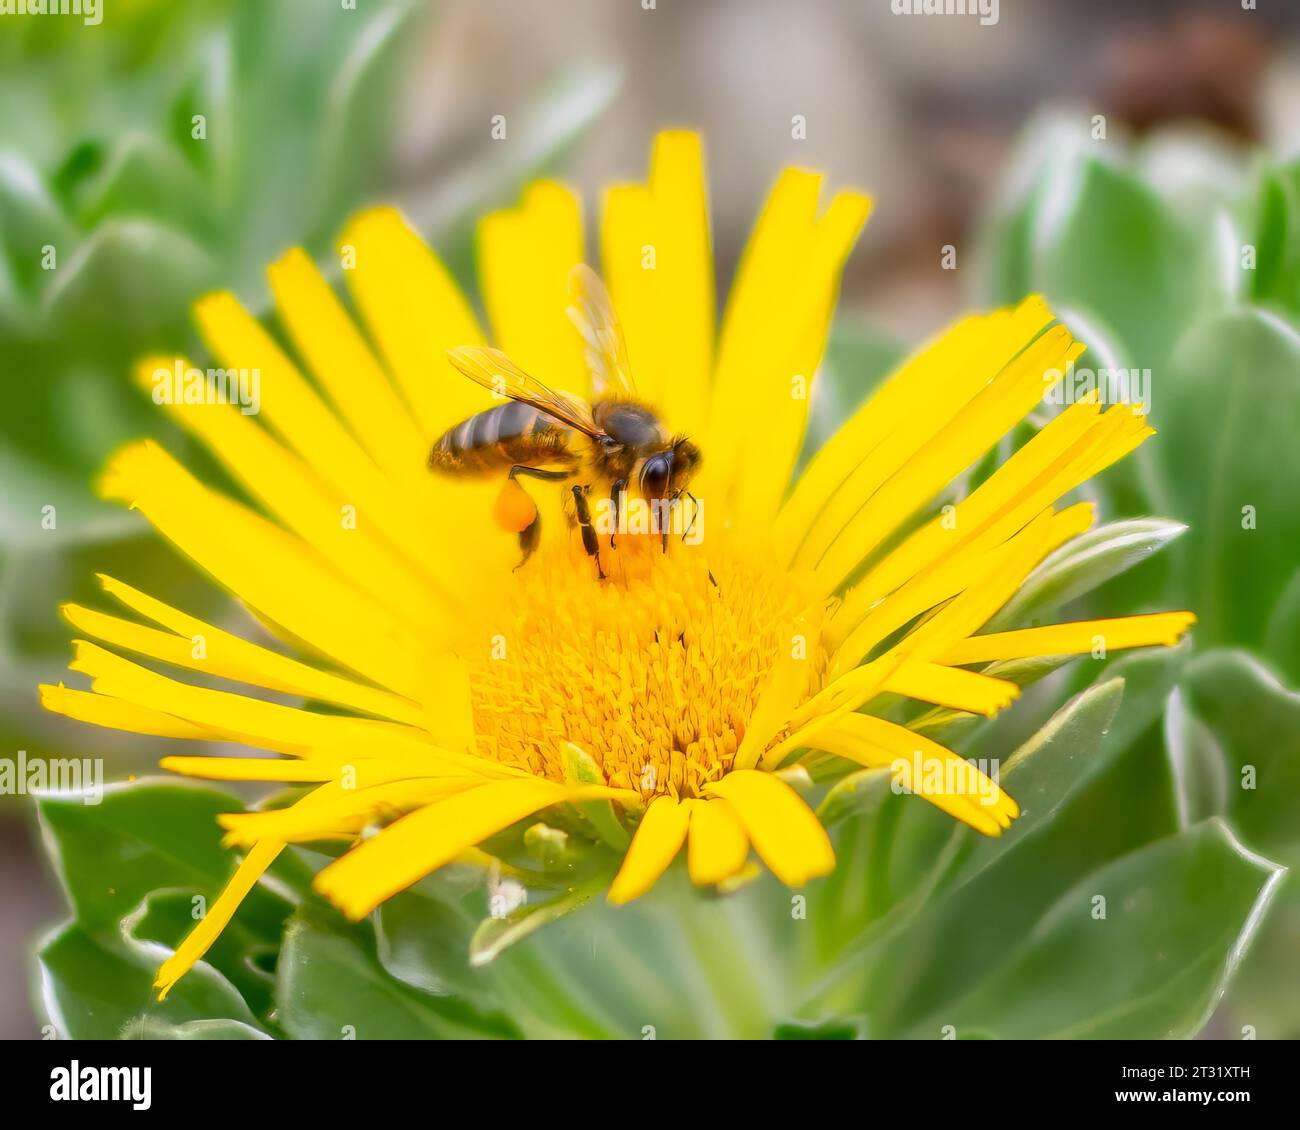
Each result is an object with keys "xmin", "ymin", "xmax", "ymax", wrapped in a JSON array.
[{"xmin": 41, "ymin": 131, "xmax": 1194, "ymax": 1000}]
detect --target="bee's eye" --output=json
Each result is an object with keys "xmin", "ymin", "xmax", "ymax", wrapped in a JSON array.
[{"xmin": 640, "ymin": 453, "xmax": 672, "ymax": 499}]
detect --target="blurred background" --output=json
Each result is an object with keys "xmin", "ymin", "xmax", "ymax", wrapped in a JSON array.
[{"xmin": 3, "ymin": 0, "xmax": 1299, "ymax": 1038}]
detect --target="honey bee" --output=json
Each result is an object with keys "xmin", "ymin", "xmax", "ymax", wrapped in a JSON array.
[{"xmin": 428, "ymin": 265, "xmax": 701, "ymax": 578}]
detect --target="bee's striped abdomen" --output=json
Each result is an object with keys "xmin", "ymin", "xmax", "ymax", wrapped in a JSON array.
[{"xmin": 428, "ymin": 401, "xmax": 578, "ymax": 475}]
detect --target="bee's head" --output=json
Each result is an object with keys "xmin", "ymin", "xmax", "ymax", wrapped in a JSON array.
[
  {"xmin": 638, "ymin": 437, "xmax": 701, "ymax": 501},
  {"xmin": 669, "ymin": 436, "xmax": 701, "ymax": 492}
]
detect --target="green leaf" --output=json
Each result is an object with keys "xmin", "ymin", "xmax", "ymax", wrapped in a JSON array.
[
  {"xmin": 73, "ymin": 131, "xmax": 213, "ymax": 236},
  {"xmin": 987, "ymin": 518, "xmax": 1186, "ymax": 631},
  {"xmin": 561, "ymin": 741, "xmax": 630, "ymax": 849},
  {"xmin": 128, "ymin": 889, "xmax": 281, "ymax": 1019},
  {"xmin": 0, "ymin": 444, "xmax": 140, "ymax": 549},
  {"xmin": 1032, "ymin": 153, "xmax": 1196, "ymax": 369},
  {"xmin": 1090, "ymin": 644, "xmax": 1190, "ymax": 753},
  {"xmin": 37, "ymin": 778, "xmax": 307, "ymax": 929},
  {"xmin": 39, "ymin": 780, "xmax": 246, "ymax": 929},
  {"xmin": 877, "ymin": 677, "xmax": 1127, "ymax": 933},
  {"xmin": 37, "ymin": 921, "xmax": 261, "ymax": 1041},
  {"xmin": 1264, "ymin": 565, "xmax": 1300, "ymax": 687},
  {"xmin": 812, "ymin": 773, "xmax": 939, "ymax": 966},
  {"xmin": 373, "ymin": 873, "xmax": 495, "ymax": 1005},
  {"xmin": 1158, "ymin": 308, "xmax": 1300, "ymax": 655},
  {"xmin": 1180, "ymin": 649, "xmax": 1300, "ymax": 857},
  {"xmin": 996, "ymin": 677, "xmax": 1124, "ymax": 839},
  {"xmin": 41, "ymin": 217, "xmax": 214, "ymax": 335},
  {"xmin": 1181, "ymin": 655, "xmax": 1300, "ymax": 1039},
  {"xmin": 1164, "ymin": 685, "xmax": 1229, "ymax": 830},
  {"xmin": 913, "ymin": 820, "xmax": 1283, "ymax": 1039},
  {"xmin": 0, "ymin": 150, "xmax": 79, "ymax": 301},
  {"xmin": 308, "ymin": 0, "xmax": 423, "ymax": 242},
  {"xmin": 816, "ymin": 767, "xmax": 892, "ymax": 829},
  {"xmin": 1251, "ymin": 159, "xmax": 1300, "ymax": 311},
  {"xmin": 802, "ymin": 648, "xmax": 1186, "ymax": 1030},
  {"xmin": 123, "ymin": 1017, "xmax": 273, "ymax": 1040},
  {"xmin": 274, "ymin": 911, "xmax": 522, "ymax": 1040},
  {"xmin": 373, "ymin": 869, "xmax": 631, "ymax": 1038},
  {"xmin": 773, "ymin": 1018, "xmax": 862, "ymax": 1039},
  {"xmin": 469, "ymin": 876, "xmax": 606, "ymax": 967}
]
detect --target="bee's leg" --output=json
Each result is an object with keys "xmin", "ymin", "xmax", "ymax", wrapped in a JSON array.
[
  {"xmin": 497, "ymin": 466, "xmax": 569, "ymax": 571},
  {"xmin": 513, "ymin": 513, "xmax": 541, "ymax": 571},
  {"xmin": 611, "ymin": 475, "xmax": 626, "ymax": 546},
  {"xmin": 571, "ymin": 485, "xmax": 606, "ymax": 580},
  {"xmin": 508, "ymin": 465, "xmax": 570, "ymax": 484},
  {"xmin": 681, "ymin": 491, "xmax": 701, "ymax": 540}
]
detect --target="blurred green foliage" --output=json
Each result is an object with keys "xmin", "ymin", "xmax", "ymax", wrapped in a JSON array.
[{"xmin": 967, "ymin": 113, "xmax": 1300, "ymax": 1038}]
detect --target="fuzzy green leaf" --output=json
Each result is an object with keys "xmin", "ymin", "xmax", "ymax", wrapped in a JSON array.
[
  {"xmin": 37, "ymin": 922, "xmax": 262, "ymax": 1041},
  {"xmin": 914, "ymin": 820, "xmax": 1283, "ymax": 1039},
  {"xmin": 275, "ymin": 911, "xmax": 521, "ymax": 1040}
]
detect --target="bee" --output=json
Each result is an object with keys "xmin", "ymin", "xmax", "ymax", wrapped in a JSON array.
[{"xmin": 428, "ymin": 265, "xmax": 701, "ymax": 578}]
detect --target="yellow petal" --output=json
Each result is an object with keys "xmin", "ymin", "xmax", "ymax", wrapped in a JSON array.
[
  {"xmin": 137, "ymin": 353, "xmax": 444, "ymax": 630},
  {"xmin": 67, "ymin": 641, "xmax": 499, "ymax": 778},
  {"xmin": 646, "ymin": 130, "xmax": 714, "ymax": 438},
  {"xmin": 796, "ymin": 713, "xmax": 1018, "ymax": 835},
  {"xmin": 62, "ymin": 591, "xmax": 426, "ymax": 729},
  {"xmin": 601, "ymin": 130, "xmax": 714, "ymax": 438},
  {"xmin": 159, "ymin": 756, "xmax": 346, "ymax": 783},
  {"xmin": 189, "ymin": 294, "xmax": 445, "ymax": 562},
  {"xmin": 97, "ymin": 441, "xmax": 425, "ymax": 696},
  {"xmin": 478, "ymin": 180, "xmax": 588, "ymax": 394},
  {"xmin": 775, "ymin": 299, "xmax": 1055, "ymax": 563},
  {"xmin": 735, "ymin": 188, "xmax": 871, "ymax": 530},
  {"xmin": 831, "ymin": 502, "xmax": 1094, "ymax": 677},
  {"xmin": 732, "ymin": 612, "xmax": 816, "ymax": 771},
  {"xmin": 830, "ymin": 392, "xmax": 1108, "ymax": 638},
  {"xmin": 940, "ymin": 613, "xmax": 1197, "ymax": 666},
  {"xmin": 218, "ymin": 777, "xmax": 481, "ymax": 848},
  {"xmin": 810, "ymin": 326, "xmax": 1085, "ymax": 590},
  {"xmin": 339, "ymin": 206, "xmax": 489, "ymax": 440},
  {"xmin": 155, "ymin": 841, "xmax": 284, "ymax": 1000},
  {"xmin": 898, "ymin": 504, "xmax": 1096, "ymax": 661},
  {"xmin": 267, "ymin": 246, "xmax": 428, "ymax": 480},
  {"xmin": 709, "ymin": 167, "xmax": 822, "ymax": 489},
  {"xmin": 39, "ymin": 683, "xmax": 208, "ymax": 740},
  {"xmin": 881, "ymin": 659, "xmax": 1020, "ymax": 717},
  {"xmin": 704, "ymin": 770, "xmax": 833, "ymax": 886},
  {"xmin": 315, "ymin": 777, "xmax": 582, "ymax": 919},
  {"xmin": 706, "ymin": 168, "xmax": 872, "ymax": 526},
  {"xmin": 686, "ymin": 798, "xmax": 750, "ymax": 886},
  {"xmin": 607, "ymin": 794, "xmax": 690, "ymax": 905}
]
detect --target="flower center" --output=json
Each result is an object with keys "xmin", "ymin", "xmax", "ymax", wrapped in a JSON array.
[{"xmin": 461, "ymin": 533, "xmax": 825, "ymax": 798}]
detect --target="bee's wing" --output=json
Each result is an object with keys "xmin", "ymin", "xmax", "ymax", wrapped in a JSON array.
[
  {"xmin": 447, "ymin": 346, "xmax": 602, "ymax": 437},
  {"xmin": 567, "ymin": 263, "xmax": 637, "ymax": 399}
]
